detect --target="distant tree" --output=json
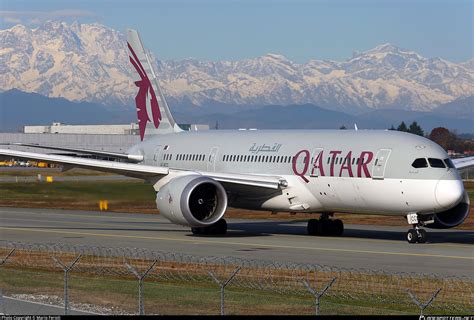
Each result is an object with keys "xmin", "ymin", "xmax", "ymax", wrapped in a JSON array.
[
  {"xmin": 388, "ymin": 125, "xmax": 396, "ymax": 130},
  {"xmin": 339, "ymin": 125, "xmax": 347, "ymax": 130},
  {"xmin": 397, "ymin": 121, "xmax": 408, "ymax": 132},
  {"xmin": 429, "ymin": 127, "xmax": 454, "ymax": 150},
  {"xmin": 408, "ymin": 121, "xmax": 424, "ymax": 136},
  {"xmin": 214, "ymin": 120, "xmax": 219, "ymax": 130}
]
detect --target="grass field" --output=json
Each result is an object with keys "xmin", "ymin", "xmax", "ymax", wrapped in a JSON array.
[
  {"xmin": 0, "ymin": 268, "xmax": 421, "ymax": 315},
  {"xmin": 0, "ymin": 180, "xmax": 473, "ymax": 229}
]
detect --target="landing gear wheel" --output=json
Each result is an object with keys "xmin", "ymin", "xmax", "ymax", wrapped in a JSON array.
[
  {"xmin": 191, "ymin": 219, "xmax": 227, "ymax": 236},
  {"xmin": 407, "ymin": 229, "xmax": 418, "ymax": 244},
  {"xmin": 316, "ymin": 219, "xmax": 328, "ymax": 236},
  {"xmin": 210, "ymin": 219, "xmax": 227, "ymax": 235},
  {"xmin": 191, "ymin": 227, "xmax": 202, "ymax": 235},
  {"xmin": 333, "ymin": 219, "xmax": 344, "ymax": 236},
  {"xmin": 307, "ymin": 219, "xmax": 319, "ymax": 236},
  {"xmin": 308, "ymin": 218, "xmax": 344, "ymax": 237},
  {"xmin": 417, "ymin": 229, "xmax": 427, "ymax": 243}
]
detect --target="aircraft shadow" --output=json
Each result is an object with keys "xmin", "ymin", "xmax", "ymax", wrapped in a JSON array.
[{"xmin": 226, "ymin": 220, "xmax": 474, "ymax": 244}]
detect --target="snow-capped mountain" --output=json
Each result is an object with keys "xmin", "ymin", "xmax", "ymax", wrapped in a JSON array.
[{"xmin": 1, "ymin": 21, "xmax": 472, "ymax": 113}]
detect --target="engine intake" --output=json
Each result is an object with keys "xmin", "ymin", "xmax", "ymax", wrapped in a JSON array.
[
  {"xmin": 427, "ymin": 191, "xmax": 470, "ymax": 229},
  {"xmin": 156, "ymin": 175, "xmax": 227, "ymax": 227}
]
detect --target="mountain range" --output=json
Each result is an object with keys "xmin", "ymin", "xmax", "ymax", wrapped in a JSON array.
[
  {"xmin": 1, "ymin": 89, "xmax": 473, "ymax": 134},
  {"xmin": 1, "ymin": 21, "xmax": 473, "ymax": 115}
]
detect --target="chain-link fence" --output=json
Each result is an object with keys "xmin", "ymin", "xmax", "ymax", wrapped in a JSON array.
[{"xmin": 0, "ymin": 241, "xmax": 472, "ymax": 315}]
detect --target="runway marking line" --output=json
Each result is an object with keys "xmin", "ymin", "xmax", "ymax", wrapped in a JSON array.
[
  {"xmin": 2, "ymin": 215, "xmax": 473, "ymax": 249},
  {"xmin": 0, "ymin": 226, "xmax": 472, "ymax": 261}
]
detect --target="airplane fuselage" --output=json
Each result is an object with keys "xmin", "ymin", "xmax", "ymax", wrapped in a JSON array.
[{"xmin": 128, "ymin": 129, "xmax": 463, "ymax": 218}]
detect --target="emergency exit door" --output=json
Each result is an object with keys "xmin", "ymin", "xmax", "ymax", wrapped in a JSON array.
[{"xmin": 372, "ymin": 149, "xmax": 391, "ymax": 179}]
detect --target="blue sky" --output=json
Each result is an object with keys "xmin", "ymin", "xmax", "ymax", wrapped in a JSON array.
[{"xmin": 1, "ymin": 0, "xmax": 472, "ymax": 63}]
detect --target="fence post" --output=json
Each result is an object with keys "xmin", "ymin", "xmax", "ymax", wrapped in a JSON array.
[
  {"xmin": 0, "ymin": 248, "xmax": 15, "ymax": 266},
  {"xmin": 302, "ymin": 277, "xmax": 337, "ymax": 315},
  {"xmin": 0, "ymin": 249, "xmax": 15, "ymax": 315},
  {"xmin": 125, "ymin": 260, "xmax": 157, "ymax": 315},
  {"xmin": 52, "ymin": 254, "xmax": 82, "ymax": 315},
  {"xmin": 208, "ymin": 267, "xmax": 241, "ymax": 316},
  {"xmin": 407, "ymin": 288, "xmax": 441, "ymax": 317},
  {"xmin": 0, "ymin": 289, "xmax": 4, "ymax": 315}
]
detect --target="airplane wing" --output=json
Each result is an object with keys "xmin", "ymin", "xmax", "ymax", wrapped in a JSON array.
[
  {"xmin": 452, "ymin": 156, "xmax": 474, "ymax": 170},
  {"xmin": 0, "ymin": 149, "xmax": 286, "ymax": 190},
  {"xmin": 1, "ymin": 143, "xmax": 143, "ymax": 162}
]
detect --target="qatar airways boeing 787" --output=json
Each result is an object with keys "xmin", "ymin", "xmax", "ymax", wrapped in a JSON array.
[{"xmin": 1, "ymin": 30, "xmax": 472, "ymax": 243}]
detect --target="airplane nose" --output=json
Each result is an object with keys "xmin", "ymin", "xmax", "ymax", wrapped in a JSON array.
[{"xmin": 435, "ymin": 179, "xmax": 464, "ymax": 208}]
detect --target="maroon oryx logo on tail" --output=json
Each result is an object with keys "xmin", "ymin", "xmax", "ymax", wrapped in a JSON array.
[{"xmin": 128, "ymin": 43, "xmax": 161, "ymax": 141}]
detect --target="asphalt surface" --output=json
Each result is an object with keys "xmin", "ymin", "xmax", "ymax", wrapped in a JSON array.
[
  {"xmin": 0, "ymin": 207, "xmax": 472, "ymax": 277},
  {"xmin": 1, "ymin": 296, "xmax": 95, "ymax": 315}
]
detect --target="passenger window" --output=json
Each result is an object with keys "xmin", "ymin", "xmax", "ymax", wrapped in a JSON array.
[
  {"xmin": 428, "ymin": 158, "xmax": 446, "ymax": 168},
  {"xmin": 444, "ymin": 158, "xmax": 455, "ymax": 169},
  {"xmin": 411, "ymin": 158, "xmax": 428, "ymax": 168}
]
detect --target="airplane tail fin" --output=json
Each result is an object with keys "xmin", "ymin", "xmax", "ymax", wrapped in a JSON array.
[{"xmin": 126, "ymin": 29, "xmax": 182, "ymax": 140}]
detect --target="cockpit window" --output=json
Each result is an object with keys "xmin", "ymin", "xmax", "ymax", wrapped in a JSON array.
[
  {"xmin": 412, "ymin": 158, "xmax": 428, "ymax": 168},
  {"xmin": 444, "ymin": 158, "xmax": 455, "ymax": 169},
  {"xmin": 428, "ymin": 158, "xmax": 446, "ymax": 168}
]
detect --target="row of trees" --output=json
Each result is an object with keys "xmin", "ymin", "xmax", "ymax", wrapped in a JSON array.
[{"xmin": 389, "ymin": 121, "xmax": 424, "ymax": 136}]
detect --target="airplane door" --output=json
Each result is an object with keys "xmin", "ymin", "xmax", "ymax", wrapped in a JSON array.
[
  {"xmin": 207, "ymin": 147, "xmax": 219, "ymax": 172},
  {"xmin": 153, "ymin": 145, "xmax": 163, "ymax": 166},
  {"xmin": 372, "ymin": 149, "xmax": 391, "ymax": 179}
]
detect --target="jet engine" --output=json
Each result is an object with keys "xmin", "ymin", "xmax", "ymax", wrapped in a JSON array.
[
  {"xmin": 156, "ymin": 175, "xmax": 228, "ymax": 227},
  {"xmin": 427, "ymin": 192, "xmax": 470, "ymax": 229}
]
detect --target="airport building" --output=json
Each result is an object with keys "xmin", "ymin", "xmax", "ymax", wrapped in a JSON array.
[
  {"xmin": 23, "ymin": 122, "xmax": 140, "ymax": 135},
  {"xmin": 0, "ymin": 122, "xmax": 210, "ymax": 156}
]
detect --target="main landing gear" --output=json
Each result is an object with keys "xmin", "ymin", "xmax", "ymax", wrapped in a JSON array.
[
  {"xmin": 191, "ymin": 219, "xmax": 227, "ymax": 236},
  {"xmin": 406, "ymin": 213, "xmax": 427, "ymax": 244},
  {"xmin": 307, "ymin": 214, "xmax": 344, "ymax": 237}
]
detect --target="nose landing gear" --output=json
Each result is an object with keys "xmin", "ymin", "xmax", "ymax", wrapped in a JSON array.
[
  {"xmin": 406, "ymin": 213, "xmax": 428, "ymax": 244},
  {"xmin": 406, "ymin": 227, "xmax": 427, "ymax": 244}
]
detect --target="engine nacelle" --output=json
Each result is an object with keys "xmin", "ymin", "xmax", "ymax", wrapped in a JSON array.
[
  {"xmin": 427, "ymin": 191, "xmax": 470, "ymax": 229},
  {"xmin": 156, "ymin": 175, "xmax": 227, "ymax": 227}
]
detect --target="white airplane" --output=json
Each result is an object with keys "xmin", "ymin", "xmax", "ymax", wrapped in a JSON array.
[{"xmin": 1, "ymin": 30, "xmax": 472, "ymax": 243}]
